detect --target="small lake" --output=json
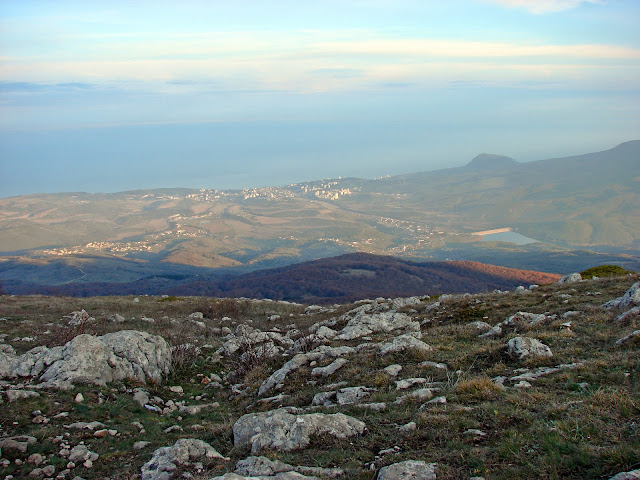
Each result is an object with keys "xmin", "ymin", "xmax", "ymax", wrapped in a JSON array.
[{"xmin": 481, "ymin": 231, "xmax": 538, "ymax": 245}]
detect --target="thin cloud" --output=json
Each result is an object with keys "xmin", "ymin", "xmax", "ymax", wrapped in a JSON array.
[{"xmin": 484, "ymin": 0, "xmax": 604, "ymax": 14}]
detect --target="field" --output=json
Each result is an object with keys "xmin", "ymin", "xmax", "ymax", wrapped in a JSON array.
[{"xmin": 0, "ymin": 273, "xmax": 639, "ymax": 479}]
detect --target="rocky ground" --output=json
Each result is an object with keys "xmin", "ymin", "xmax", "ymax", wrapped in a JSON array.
[{"xmin": 0, "ymin": 273, "xmax": 639, "ymax": 479}]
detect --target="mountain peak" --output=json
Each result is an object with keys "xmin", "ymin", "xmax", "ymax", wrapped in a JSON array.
[{"xmin": 466, "ymin": 153, "xmax": 519, "ymax": 170}]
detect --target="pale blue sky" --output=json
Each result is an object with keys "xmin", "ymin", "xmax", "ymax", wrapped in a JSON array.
[{"xmin": 1, "ymin": 0, "xmax": 639, "ymax": 196}]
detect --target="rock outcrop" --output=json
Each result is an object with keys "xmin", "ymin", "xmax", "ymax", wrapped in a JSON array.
[
  {"xmin": 506, "ymin": 337, "xmax": 553, "ymax": 360},
  {"xmin": 604, "ymin": 282, "xmax": 640, "ymax": 310},
  {"xmin": 141, "ymin": 438, "xmax": 228, "ymax": 480},
  {"xmin": 377, "ymin": 460, "xmax": 437, "ymax": 479},
  {"xmin": 1, "ymin": 331, "xmax": 171, "ymax": 387},
  {"xmin": 233, "ymin": 408, "xmax": 366, "ymax": 454}
]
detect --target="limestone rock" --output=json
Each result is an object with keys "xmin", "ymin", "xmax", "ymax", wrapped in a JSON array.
[
  {"xmin": 379, "ymin": 334, "xmax": 432, "ymax": 355},
  {"xmin": 68, "ymin": 445, "xmax": 99, "ymax": 464},
  {"xmin": 610, "ymin": 469, "xmax": 640, "ymax": 480},
  {"xmin": 2, "ymin": 330, "xmax": 171, "ymax": 387},
  {"xmin": 5, "ymin": 390, "xmax": 40, "ymax": 402},
  {"xmin": 506, "ymin": 337, "xmax": 553, "ymax": 360},
  {"xmin": 233, "ymin": 408, "xmax": 366, "ymax": 454},
  {"xmin": 603, "ymin": 282, "xmax": 640, "ymax": 310},
  {"xmin": 615, "ymin": 330, "xmax": 640, "ymax": 347},
  {"xmin": 233, "ymin": 455, "xmax": 343, "ymax": 479},
  {"xmin": 108, "ymin": 314, "xmax": 126, "ymax": 323},
  {"xmin": 557, "ymin": 273, "xmax": 582, "ymax": 284},
  {"xmin": 336, "ymin": 309, "xmax": 419, "ymax": 341},
  {"xmin": 259, "ymin": 345, "xmax": 355, "ymax": 396},
  {"xmin": 311, "ymin": 358, "xmax": 348, "ymax": 377},
  {"xmin": 0, "ymin": 435, "xmax": 37, "ymax": 454},
  {"xmin": 616, "ymin": 306, "xmax": 640, "ymax": 324},
  {"xmin": 141, "ymin": 438, "xmax": 228, "ymax": 480},
  {"xmin": 377, "ymin": 460, "xmax": 437, "ymax": 480},
  {"xmin": 335, "ymin": 386, "xmax": 374, "ymax": 405}
]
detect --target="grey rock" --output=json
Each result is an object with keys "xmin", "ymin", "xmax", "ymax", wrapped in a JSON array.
[
  {"xmin": 610, "ymin": 469, "xmax": 640, "ymax": 480},
  {"xmin": 233, "ymin": 408, "xmax": 366, "ymax": 454},
  {"xmin": 336, "ymin": 386, "xmax": 374, "ymax": 405},
  {"xmin": 510, "ymin": 362, "xmax": 582, "ymax": 382},
  {"xmin": 133, "ymin": 441, "xmax": 152, "ymax": 451},
  {"xmin": 68, "ymin": 445, "xmax": 99, "ymax": 463},
  {"xmin": 311, "ymin": 358, "xmax": 348, "ymax": 377},
  {"xmin": 506, "ymin": 337, "xmax": 553, "ymax": 360},
  {"xmin": 133, "ymin": 389, "xmax": 150, "ymax": 407},
  {"xmin": 398, "ymin": 422, "xmax": 417, "ymax": 433},
  {"xmin": 108, "ymin": 314, "xmax": 126, "ymax": 323},
  {"xmin": 259, "ymin": 345, "xmax": 355, "ymax": 396},
  {"xmin": 468, "ymin": 321, "xmax": 492, "ymax": 333},
  {"xmin": 603, "ymin": 282, "xmax": 640, "ymax": 310},
  {"xmin": 383, "ymin": 364, "xmax": 402, "ymax": 377},
  {"xmin": 395, "ymin": 388, "xmax": 434, "ymax": 404},
  {"xmin": 141, "ymin": 438, "xmax": 228, "ymax": 480},
  {"xmin": 377, "ymin": 460, "xmax": 436, "ymax": 480},
  {"xmin": 395, "ymin": 378, "xmax": 427, "ymax": 390},
  {"xmin": 615, "ymin": 306, "xmax": 640, "ymax": 323},
  {"xmin": 5, "ymin": 390, "xmax": 40, "ymax": 402},
  {"xmin": 335, "ymin": 306, "xmax": 419, "ymax": 340},
  {"xmin": 0, "ymin": 435, "xmax": 37, "ymax": 454},
  {"xmin": 615, "ymin": 330, "xmax": 640, "ymax": 347},
  {"xmin": 379, "ymin": 334, "xmax": 432, "ymax": 355},
  {"xmin": 234, "ymin": 455, "xmax": 343, "ymax": 479},
  {"xmin": 557, "ymin": 273, "xmax": 582, "ymax": 284}
]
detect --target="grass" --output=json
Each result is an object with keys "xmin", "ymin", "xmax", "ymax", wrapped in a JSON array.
[{"xmin": 0, "ymin": 275, "xmax": 639, "ymax": 478}]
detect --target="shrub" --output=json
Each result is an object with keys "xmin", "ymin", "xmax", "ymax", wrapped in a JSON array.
[{"xmin": 580, "ymin": 265, "xmax": 634, "ymax": 279}]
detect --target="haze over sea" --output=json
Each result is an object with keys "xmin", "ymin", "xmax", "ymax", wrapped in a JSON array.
[{"xmin": 1, "ymin": 0, "xmax": 639, "ymax": 197}]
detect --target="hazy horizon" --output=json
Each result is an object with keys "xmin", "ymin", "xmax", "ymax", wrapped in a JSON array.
[{"xmin": 1, "ymin": 0, "xmax": 639, "ymax": 197}]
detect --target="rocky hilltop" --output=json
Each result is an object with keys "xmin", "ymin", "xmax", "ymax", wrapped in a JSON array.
[{"xmin": 0, "ymin": 273, "xmax": 639, "ymax": 479}]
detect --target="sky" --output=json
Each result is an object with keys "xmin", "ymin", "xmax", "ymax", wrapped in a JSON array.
[{"xmin": 1, "ymin": 0, "xmax": 639, "ymax": 197}]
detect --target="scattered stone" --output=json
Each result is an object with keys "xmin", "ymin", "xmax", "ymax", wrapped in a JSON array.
[
  {"xmin": 604, "ymin": 282, "xmax": 640, "ymax": 310},
  {"xmin": 395, "ymin": 378, "xmax": 427, "ymax": 390},
  {"xmin": 141, "ymin": 438, "xmax": 229, "ymax": 480},
  {"xmin": 66, "ymin": 310, "xmax": 94, "ymax": 326},
  {"xmin": 335, "ymin": 307, "xmax": 419, "ymax": 341},
  {"xmin": 336, "ymin": 386, "xmax": 374, "ymax": 405},
  {"xmin": 616, "ymin": 307, "xmax": 640, "ymax": 324},
  {"xmin": 27, "ymin": 453, "xmax": 44, "ymax": 465},
  {"xmin": 615, "ymin": 330, "xmax": 640, "ymax": 347},
  {"xmin": 311, "ymin": 358, "xmax": 348, "ymax": 377},
  {"xmin": 65, "ymin": 421, "xmax": 106, "ymax": 430},
  {"xmin": 510, "ymin": 363, "xmax": 583, "ymax": 382},
  {"xmin": 5, "ymin": 390, "xmax": 40, "ymax": 402},
  {"xmin": 377, "ymin": 460, "xmax": 436, "ymax": 480},
  {"xmin": 133, "ymin": 441, "xmax": 152, "ymax": 451},
  {"xmin": 108, "ymin": 314, "xmax": 126, "ymax": 323},
  {"xmin": 420, "ymin": 361, "xmax": 448, "ymax": 370},
  {"xmin": 398, "ymin": 422, "xmax": 417, "ymax": 434},
  {"xmin": 610, "ymin": 469, "xmax": 640, "ymax": 480},
  {"xmin": 383, "ymin": 364, "xmax": 403, "ymax": 377},
  {"xmin": 0, "ymin": 435, "xmax": 38, "ymax": 454},
  {"xmin": 169, "ymin": 386, "xmax": 183, "ymax": 394},
  {"xmin": 68, "ymin": 445, "xmax": 99, "ymax": 464},
  {"xmin": 360, "ymin": 402, "xmax": 387, "ymax": 411},
  {"xmin": 379, "ymin": 334, "xmax": 432, "ymax": 355},
  {"xmin": 133, "ymin": 389, "xmax": 151, "ymax": 407},
  {"xmin": 259, "ymin": 345, "xmax": 356, "ymax": 396},
  {"xmin": 75, "ymin": 392, "xmax": 84, "ymax": 403},
  {"xmin": 232, "ymin": 455, "xmax": 344, "ymax": 479},
  {"xmin": 233, "ymin": 408, "xmax": 366, "ymax": 454},
  {"xmin": 395, "ymin": 388, "xmax": 434, "ymax": 404},
  {"xmin": 513, "ymin": 381, "xmax": 533, "ymax": 388},
  {"xmin": 506, "ymin": 337, "xmax": 553, "ymax": 360}
]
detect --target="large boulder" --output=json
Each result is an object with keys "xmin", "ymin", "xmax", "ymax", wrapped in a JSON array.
[
  {"xmin": 610, "ymin": 469, "xmax": 640, "ymax": 480},
  {"xmin": 557, "ymin": 273, "xmax": 582, "ymax": 284},
  {"xmin": 335, "ymin": 305, "xmax": 420, "ymax": 341},
  {"xmin": 506, "ymin": 337, "xmax": 553, "ymax": 360},
  {"xmin": 2, "ymin": 331, "xmax": 171, "ymax": 387},
  {"xmin": 233, "ymin": 408, "xmax": 366, "ymax": 454},
  {"xmin": 604, "ymin": 282, "xmax": 640, "ymax": 310},
  {"xmin": 141, "ymin": 438, "xmax": 228, "ymax": 480},
  {"xmin": 377, "ymin": 460, "xmax": 437, "ymax": 480}
]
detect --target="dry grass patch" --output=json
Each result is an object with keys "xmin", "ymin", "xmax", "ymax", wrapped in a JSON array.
[{"xmin": 453, "ymin": 375, "xmax": 504, "ymax": 402}]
